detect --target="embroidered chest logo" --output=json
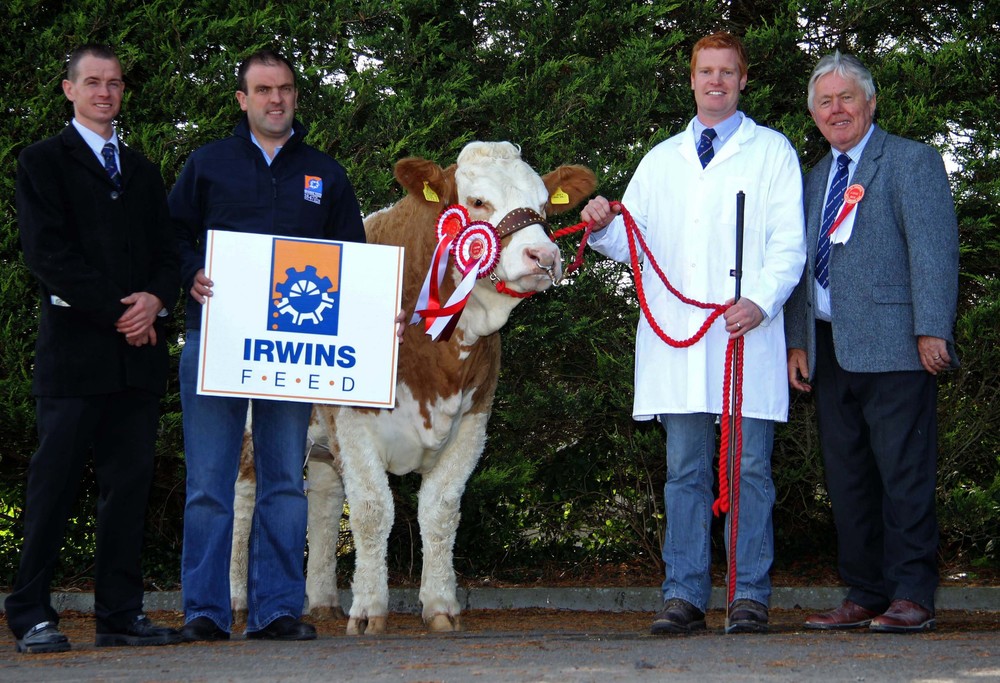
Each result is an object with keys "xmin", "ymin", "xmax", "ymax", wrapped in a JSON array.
[{"xmin": 304, "ymin": 175, "xmax": 323, "ymax": 205}]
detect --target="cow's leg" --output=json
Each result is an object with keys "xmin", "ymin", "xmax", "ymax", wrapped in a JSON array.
[
  {"xmin": 417, "ymin": 412, "xmax": 489, "ymax": 632},
  {"xmin": 333, "ymin": 417, "xmax": 393, "ymax": 635},
  {"xmin": 229, "ymin": 428, "xmax": 256, "ymax": 620},
  {"xmin": 304, "ymin": 447, "xmax": 345, "ymax": 620}
]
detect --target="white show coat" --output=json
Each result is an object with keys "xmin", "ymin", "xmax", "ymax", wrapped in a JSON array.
[{"xmin": 589, "ymin": 115, "xmax": 805, "ymax": 422}]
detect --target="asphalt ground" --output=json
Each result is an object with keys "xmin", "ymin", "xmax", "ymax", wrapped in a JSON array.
[{"xmin": 2, "ymin": 607, "xmax": 998, "ymax": 682}]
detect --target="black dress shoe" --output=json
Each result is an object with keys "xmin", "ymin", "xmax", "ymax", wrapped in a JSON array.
[
  {"xmin": 651, "ymin": 598, "xmax": 706, "ymax": 635},
  {"xmin": 15, "ymin": 621, "xmax": 71, "ymax": 654},
  {"xmin": 726, "ymin": 599, "xmax": 769, "ymax": 634},
  {"xmin": 246, "ymin": 616, "xmax": 317, "ymax": 641},
  {"xmin": 95, "ymin": 614, "xmax": 183, "ymax": 647},
  {"xmin": 181, "ymin": 616, "xmax": 230, "ymax": 642}
]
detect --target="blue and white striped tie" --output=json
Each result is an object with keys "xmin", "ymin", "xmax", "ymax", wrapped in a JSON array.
[
  {"xmin": 101, "ymin": 142, "xmax": 122, "ymax": 190},
  {"xmin": 815, "ymin": 153, "xmax": 851, "ymax": 289},
  {"xmin": 697, "ymin": 128, "xmax": 717, "ymax": 169}
]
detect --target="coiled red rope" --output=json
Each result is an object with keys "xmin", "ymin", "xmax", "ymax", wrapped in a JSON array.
[{"xmin": 718, "ymin": 338, "xmax": 744, "ymax": 607}]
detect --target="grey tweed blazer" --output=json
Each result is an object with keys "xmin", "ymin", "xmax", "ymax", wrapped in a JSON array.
[{"xmin": 784, "ymin": 125, "xmax": 959, "ymax": 377}]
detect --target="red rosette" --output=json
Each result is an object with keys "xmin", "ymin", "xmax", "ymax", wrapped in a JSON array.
[
  {"xmin": 844, "ymin": 184, "xmax": 865, "ymax": 205},
  {"xmin": 452, "ymin": 221, "xmax": 501, "ymax": 278},
  {"xmin": 436, "ymin": 204, "xmax": 469, "ymax": 242}
]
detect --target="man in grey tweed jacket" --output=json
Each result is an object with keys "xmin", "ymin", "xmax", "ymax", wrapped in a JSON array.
[{"xmin": 784, "ymin": 52, "xmax": 959, "ymax": 633}]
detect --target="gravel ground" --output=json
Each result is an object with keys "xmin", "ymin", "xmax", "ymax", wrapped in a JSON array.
[{"xmin": 2, "ymin": 608, "xmax": 998, "ymax": 682}]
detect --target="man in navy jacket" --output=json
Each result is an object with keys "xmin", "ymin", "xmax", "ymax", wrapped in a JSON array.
[
  {"xmin": 170, "ymin": 48, "xmax": 366, "ymax": 642},
  {"xmin": 6, "ymin": 44, "xmax": 180, "ymax": 653}
]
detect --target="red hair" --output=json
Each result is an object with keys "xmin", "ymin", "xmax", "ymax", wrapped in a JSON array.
[{"xmin": 690, "ymin": 32, "xmax": 748, "ymax": 78}]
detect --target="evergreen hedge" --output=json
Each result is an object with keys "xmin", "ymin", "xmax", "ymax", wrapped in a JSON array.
[{"xmin": 1, "ymin": 0, "xmax": 997, "ymax": 588}]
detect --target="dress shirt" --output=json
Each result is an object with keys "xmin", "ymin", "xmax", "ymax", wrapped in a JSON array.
[
  {"xmin": 250, "ymin": 130, "xmax": 293, "ymax": 166},
  {"xmin": 693, "ymin": 112, "xmax": 743, "ymax": 157},
  {"xmin": 814, "ymin": 123, "xmax": 876, "ymax": 321},
  {"xmin": 72, "ymin": 118, "xmax": 119, "ymax": 171}
]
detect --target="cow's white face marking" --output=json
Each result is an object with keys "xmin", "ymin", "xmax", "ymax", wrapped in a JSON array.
[{"xmin": 454, "ymin": 142, "xmax": 563, "ymax": 293}]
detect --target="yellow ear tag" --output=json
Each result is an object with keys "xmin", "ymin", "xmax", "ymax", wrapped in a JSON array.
[
  {"xmin": 551, "ymin": 187, "xmax": 570, "ymax": 205},
  {"xmin": 422, "ymin": 181, "xmax": 440, "ymax": 203}
]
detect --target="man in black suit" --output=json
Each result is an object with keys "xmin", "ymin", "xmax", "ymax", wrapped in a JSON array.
[{"xmin": 5, "ymin": 44, "xmax": 182, "ymax": 653}]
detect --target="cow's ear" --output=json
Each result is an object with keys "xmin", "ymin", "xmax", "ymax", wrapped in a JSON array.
[
  {"xmin": 439, "ymin": 164, "xmax": 458, "ymax": 205},
  {"xmin": 542, "ymin": 165, "xmax": 598, "ymax": 215},
  {"xmin": 394, "ymin": 157, "xmax": 455, "ymax": 205}
]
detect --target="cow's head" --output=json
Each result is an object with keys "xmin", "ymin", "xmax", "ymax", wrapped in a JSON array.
[
  {"xmin": 451, "ymin": 142, "xmax": 594, "ymax": 293},
  {"xmin": 393, "ymin": 142, "xmax": 595, "ymax": 338}
]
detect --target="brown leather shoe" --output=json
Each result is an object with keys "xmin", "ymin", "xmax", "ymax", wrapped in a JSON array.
[
  {"xmin": 869, "ymin": 599, "xmax": 935, "ymax": 633},
  {"xmin": 804, "ymin": 600, "xmax": 880, "ymax": 630}
]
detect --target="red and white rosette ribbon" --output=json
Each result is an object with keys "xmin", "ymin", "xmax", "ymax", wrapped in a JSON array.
[
  {"xmin": 412, "ymin": 205, "xmax": 502, "ymax": 341},
  {"xmin": 453, "ymin": 222, "xmax": 500, "ymax": 278},
  {"xmin": 826, "ymin": 183, "xmax": 865, "ymax": 238},
  {"xmin": 411, "ymin": 205, "xmax": 465, "ymax": 329}
]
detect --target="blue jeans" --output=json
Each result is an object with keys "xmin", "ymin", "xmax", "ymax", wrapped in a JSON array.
[
  {"xmin": 180, "ymin": 329, "xmax": 312, "ymax": 632},
  {"xmin": 659, "ymin": 413, "xmax": 775, "ymax": 611}
]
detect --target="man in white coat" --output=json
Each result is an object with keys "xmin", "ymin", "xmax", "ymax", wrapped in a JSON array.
[{"xmin": 582, "ymin": 31, "xmax": 805, "ymax": 634}]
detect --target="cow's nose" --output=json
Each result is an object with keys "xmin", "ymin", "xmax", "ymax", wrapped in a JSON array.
[{"xmin": 526, "ymin": 244, "xmax": 563, "ymax": 281}]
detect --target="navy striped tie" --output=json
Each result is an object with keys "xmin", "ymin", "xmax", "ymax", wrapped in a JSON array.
[
  {"xmin": 101, "ymin": 142, "xmax": 122, "ymax": 190},
  {"xmin": 815, "ymin": 153, "xmax": 851, "ymax": 289},
  {"xmin": 697, "ymin": 128, "xmax": 717, "ymax": 169}
]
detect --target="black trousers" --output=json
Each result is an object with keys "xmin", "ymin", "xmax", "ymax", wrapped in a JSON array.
[
  {"xmin": 814, "ymin": 321, "xmax": 939, "ymax": 612},
  {"xmin": 4, "ymin": 389, "xmax": 159, "ymax": 638}
]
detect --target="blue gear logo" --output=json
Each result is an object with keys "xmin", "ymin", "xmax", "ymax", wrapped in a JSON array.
[{"xmin": 270, "ymin": 265, "xmax": 340, "ymax": 335}]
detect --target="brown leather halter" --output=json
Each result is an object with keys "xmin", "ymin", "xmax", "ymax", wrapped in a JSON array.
[
  {"xmin": 494, "ymin": 207, "xmax": 550, "ymax": 239},
  {"xmin": 487, "ymin": 207, "xmax": 556, "ymax": 297}
]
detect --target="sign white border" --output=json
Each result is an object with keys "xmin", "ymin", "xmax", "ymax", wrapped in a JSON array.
[{"xmin": 196, "ymin": 230, "xmax": 403, "ymax": 407}]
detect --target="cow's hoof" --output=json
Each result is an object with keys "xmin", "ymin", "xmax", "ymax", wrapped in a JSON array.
[
  {"xmin": 427, "ymin": 613, "xmax": 462, "ymax": 632},
  {"xmin": 309, "ymin": 605, "xmax": 347, "ymax": 621},
  {"xmin": 347, "ymin": 616, "xmax": 387, "ymax": 635}
]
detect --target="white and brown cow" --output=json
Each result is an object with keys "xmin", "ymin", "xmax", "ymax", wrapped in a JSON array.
[{"xmin": 231, "ymin": 141, "xmax": 595, "ymax": 634}]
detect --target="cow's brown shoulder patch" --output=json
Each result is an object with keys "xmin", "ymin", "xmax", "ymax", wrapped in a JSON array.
[{"xmin": 396, "ymin": 325, "xmax": 501, "ymax": 429}]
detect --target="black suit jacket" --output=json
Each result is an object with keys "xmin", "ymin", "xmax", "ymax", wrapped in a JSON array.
[{"xmin": 16, "ymin": 124, "xmax": 179, "ymax": 396}]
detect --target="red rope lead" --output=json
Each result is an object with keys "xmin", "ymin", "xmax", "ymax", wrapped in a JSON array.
[
  {"xmin": 487, "ymin": 220, "xmax": 591, "ymax": 299},
  {"xmin": 558, "ymin": 201, "xmax": 746, "ymax": 604},
  {"xmin": 714, "ymin": 338, "xmax": 744, "ymax": 518},
  {"xmin": 551, "ymin": 221, "xmax": 593, "ymax": 278},
  {"xmin": 716, "ymin": 338, "xmax": 744, "ymax": 606},
  {"xmin": 617, "ymin": 203, "xmax": 727, "ymax": 348},
  {"xmin": 563, "ymin": 202, "xmax": 743, "ymax": 503},
  {"xmin": 493, "ymin": 280, "xmax": 535, "ymax": 297}
]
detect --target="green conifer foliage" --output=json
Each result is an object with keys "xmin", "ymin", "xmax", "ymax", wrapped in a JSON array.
[{"xmin": 1, "ymin": 0, "xmax": 996, "ymax": 587}]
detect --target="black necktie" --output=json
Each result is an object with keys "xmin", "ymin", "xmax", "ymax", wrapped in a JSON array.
[
  {"xmin": 815, "ymin": 153, "xmax": 851, "ymax": 289},
  {"xmin": 101, "ymin": 142, "xmax": 122, "ymax": 190},
  {"xmin": 697, "ymin": 128, "xmax": 717, "ymax": 169}
]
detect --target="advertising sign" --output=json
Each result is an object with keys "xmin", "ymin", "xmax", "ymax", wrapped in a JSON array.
[{"xmin": 195, "ymin": 230, "xmax": 403, "ymax": 407}]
